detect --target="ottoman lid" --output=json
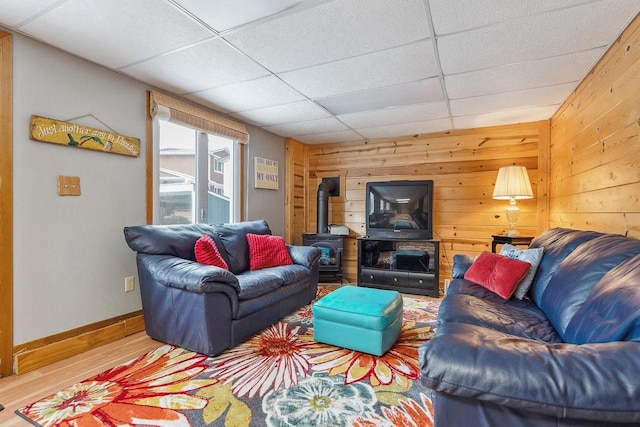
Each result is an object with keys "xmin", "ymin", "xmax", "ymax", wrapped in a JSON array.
[{"xmin": 313, "ymin": 286, "xmax": 403, "ymax": 330}]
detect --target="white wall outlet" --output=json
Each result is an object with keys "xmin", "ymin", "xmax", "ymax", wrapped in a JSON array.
[{"xmin": 125, "ymin": 276, "xmax": 135, "ymax": 292}]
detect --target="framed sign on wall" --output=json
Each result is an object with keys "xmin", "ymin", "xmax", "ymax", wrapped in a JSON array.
[
  {"xmin": 254, "ymin": 157, "xmax": 279, "ymax": 190},
  {"xmin": 30, "ymin": 115, "xmax": 140, "ymax": 157}
]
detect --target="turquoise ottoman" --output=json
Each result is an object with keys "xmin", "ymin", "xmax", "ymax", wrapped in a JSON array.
[{"xmin": 312, "ymin": 286, "xmax": 403, "ymax": 356}]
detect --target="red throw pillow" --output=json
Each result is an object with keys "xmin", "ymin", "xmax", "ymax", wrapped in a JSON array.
[
  {"xmin": 247, "ymin": 233, "xmax": 293, "ymax": 270},
  {"xmin": 464, "ymin": 251, "xmax": 531, "ymax": 299},
  {"xmin": 194, "ymin": 234, "xmax": 229, "ymax": 270}
]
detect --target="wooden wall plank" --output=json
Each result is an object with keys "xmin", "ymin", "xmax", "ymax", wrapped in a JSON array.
[
  {"xmin": 550, "ymin": 14, "xmax": 640, "ymax": 237},
  {"xmin": 294, "ymin": 122, "xmax": 546, "ymax": 285},
  {"xmin": 0, "ymin": 30, "xmax": 12, "ymax": 378}
]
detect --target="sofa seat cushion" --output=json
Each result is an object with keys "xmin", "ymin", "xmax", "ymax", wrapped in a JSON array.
[
  {"xmin": 420, "ymin": 321, "xmax": 640, "ymax": 422},
  {"xmin": 235, "ymin": 270, "xmax": 283, "ymax": 300},
  {"xmin": 439, "ymin": 283, "xmax": 563, "ymax": 343},
  {"xmin": 260, "ymin": 264, "xmax": 309, "ymax": 285}
]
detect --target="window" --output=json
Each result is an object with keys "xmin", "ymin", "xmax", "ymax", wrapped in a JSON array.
[{"xmin": 148, "ymin": 91, "xmax": 249, "ymax": 225}]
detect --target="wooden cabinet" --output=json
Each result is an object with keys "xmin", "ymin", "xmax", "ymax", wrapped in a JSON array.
[{"xmin": 357, "ymin": 237, "xmax": 439, "ymax": 297}]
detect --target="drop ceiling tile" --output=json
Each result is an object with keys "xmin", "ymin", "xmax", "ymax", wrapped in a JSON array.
[
  {"xmin": 225, "ymin": 0, "xmax": 429, "ymax": 72},
  {"xmin": 296, "ymin": 130, "xmax": 364, "ymax": 144},
  {"xmin": 450, "ymin": 82, "xmax": 577, "ymax": 116},
  {"xmin": 279, "ymin": 41, "xmax": 438, "ymax": 98},
  {"xmin": 121, "ymin": 39, "xmax": 269, "ymax": 94},
  {"xmin": 316, "ymin": 78, "xmax": 443, "ymax": 115},
  {"xmin": 229, "ymin": 100, "xmax": 331, "ymax": 126},
  {"xmin": 174, "ymin": 0, "xmax": 309, "ymax": 32},
  {"xmin": 0, "ymin": 0, "xmax": 60, "ymax": 27},
  {"xmin": 429, "ymin": 0, "xmax": 590, "ymax": 36},
  {"xmin": 445, "ymin": 49, "xmax": 604, "ymax": 99},
  {"xmin": 20, "ymin": 0, "xmax": 214, "ymax": 69},
  {"xmin": 185, "ymin": 76, "xmax": 306, "ymax": 113},
  {"xmin": 438, "ymin": 1, "xmax": 640, "ymax": 74},
  {"xmin": 453, "ymin": 105, "xmax": 561, "ymax": 129},
  {"xmin": 338, "ymin": 102, "xmax": 449, "ymax": 129},
  {"xmin": 264, "ymin": 117, "xmax": 350, "ymax": 137},
  {"xmin": 357, "ymin": 118, "xmax": 452, "ymax": 139}
]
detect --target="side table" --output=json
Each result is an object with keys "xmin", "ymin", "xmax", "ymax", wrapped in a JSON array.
[{"xmin": 491, "ymin": 235, "xmax": 534, "ymax": 253}]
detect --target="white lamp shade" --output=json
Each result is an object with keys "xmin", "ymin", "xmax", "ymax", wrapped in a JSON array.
[{"xmin": 492, "ymin": 166, "xmax": 534, "ymax": 200}]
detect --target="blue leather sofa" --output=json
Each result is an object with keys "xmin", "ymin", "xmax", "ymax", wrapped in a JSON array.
[
  {"xmin": 419, "ymin": 228, "xmax": 640, "ymax": 427},
  {"xmin": 124, "ymin": 220, "xmax": 320, "ymax": 356}
]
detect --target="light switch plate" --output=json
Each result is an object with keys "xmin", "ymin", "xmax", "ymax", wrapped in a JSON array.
[{"xmin": 57, "ymin": 176, "xmax": 81, "ymax": 196}]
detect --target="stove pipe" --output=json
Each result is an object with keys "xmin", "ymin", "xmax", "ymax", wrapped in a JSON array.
[{"xmin": 317, "ymin": 179, "xmax": 336, "ymax": 234}]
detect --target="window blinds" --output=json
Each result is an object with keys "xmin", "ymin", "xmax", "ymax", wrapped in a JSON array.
[{"xmin": 149, "ymin": 91, "xmax": 250, "ymax": 144}]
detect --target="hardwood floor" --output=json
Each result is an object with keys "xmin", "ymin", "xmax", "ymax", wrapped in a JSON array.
[{"xmin": 0, "ymin": 332, "xmax": 160, "ymax": 425}]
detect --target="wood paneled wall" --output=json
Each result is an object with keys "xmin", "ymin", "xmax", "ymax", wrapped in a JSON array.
[
  {"xmin": 288, "ymin": 121, "xmax": 549, "ymax": 285},
  {"xmin": 285, "ymin": 138, "xmax": 307, "ymax": 245},
  {"xmin": 550, "ymin": 13, "xmax": 640, "ymax": 238}
]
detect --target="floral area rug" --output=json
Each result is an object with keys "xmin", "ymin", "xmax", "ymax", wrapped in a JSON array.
[{"xmin": 16, "ymin": 285, "xmax": 440, "ymax": 427}]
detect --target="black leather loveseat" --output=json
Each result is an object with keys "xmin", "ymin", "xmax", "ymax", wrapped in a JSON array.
[
  {"xmin": 124, "ymin": 219, "xmax": 320, "ymax": 356},
  {"xmin": 419, "ymin": 228, "xmax": 640, "ymax": 427}
]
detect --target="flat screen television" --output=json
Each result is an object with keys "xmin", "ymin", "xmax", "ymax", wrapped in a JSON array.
[{"xmin": 365, "ymin": 180, "xmax": 434, "ymax": 239}]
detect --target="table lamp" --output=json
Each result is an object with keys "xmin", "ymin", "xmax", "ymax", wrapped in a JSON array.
[{"xmin": 492, "ymin": 165, "xmax": 533, "ymax": 236}]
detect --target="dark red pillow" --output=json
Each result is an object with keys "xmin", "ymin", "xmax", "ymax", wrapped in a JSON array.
[
  {"xmin": 464, "ymin": 251, "xmax": 531, "ymax": 299},
  {"xmin": 194, "ymin": 234, "xmax": 229, "ymax": 270},
  {"xmin": 247, "ymin": 233, "xmax": 293, "ymax": 270}
]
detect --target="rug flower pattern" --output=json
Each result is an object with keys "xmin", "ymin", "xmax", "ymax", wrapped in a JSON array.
[{"xmin": 18, "ymin": 286, "xmax": 438, "ymax": 427}]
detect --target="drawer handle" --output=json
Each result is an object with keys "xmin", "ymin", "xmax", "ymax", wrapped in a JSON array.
[
  {"xmin": 370, "ymin": 275, "xmax": 374, "ymax": 279},
  {"xmin": 419, "ymin": 279, "xmax": 423, "ymax": 284},
  {"xmin": 394, "ymin": 277, "xmax": 398, "ymax": 282}
]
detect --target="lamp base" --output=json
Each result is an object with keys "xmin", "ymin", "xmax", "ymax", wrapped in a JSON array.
[{"xmin": 505, "ymin": 204, "xmax": 520, "ymax": 237}]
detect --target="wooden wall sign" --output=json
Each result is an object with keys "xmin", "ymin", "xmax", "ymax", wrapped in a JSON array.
[
  {"xmin": 30, "ymin": 115, "xmax": 140, "ymax": 157},
  {"xmin": 254, "ymin": 156, "xmax": 279, "ymax": 190}
]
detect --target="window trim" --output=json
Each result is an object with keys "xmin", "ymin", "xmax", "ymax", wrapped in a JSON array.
[{"xmin": 146, "ymin": 92, "xmax": 245, "ymax": 224}]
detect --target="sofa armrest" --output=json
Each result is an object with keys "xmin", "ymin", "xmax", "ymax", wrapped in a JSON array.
[
  {"xmin": 419, "ymin": 322, "xmax": 640, "ymax": 423},
  {"xmin": 287, "ymin": 245, "xmax": 321, "ymax": 269},
  {"xmin": 137, "ymin": 254, "xmax": 240, "ymax": 293},
  {"xmin": 451, "ymin": 254, "xmax": 475, "ymax": 278}
]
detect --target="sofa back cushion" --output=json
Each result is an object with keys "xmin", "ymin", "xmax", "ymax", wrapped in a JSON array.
[
  {"xmin": 564, "ymin": 253, "xmax": 640, "ymax": 344},
  {"xmin": 539, "ymin": 234, "xmax": 640, "ymax": 340},
  {"xmin": 124, "ymin": 223, "xmax": 217, "ymax": 261},
  {"xmin": 528, "ymin": 228, "xmax": 603, "ymax": 306},
  {"xmin": 214, "ymin": 219, "xmax": 271, "ymax": 274}
]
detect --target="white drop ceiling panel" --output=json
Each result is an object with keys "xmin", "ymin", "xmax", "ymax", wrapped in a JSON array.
[
  {"xmin": 3, "ymin": 1, "xmax": 638, "ymax": 144},
  {"xmin": 438, "ymin": 1, "xmax": 640, "ymax": 75},
  {"xmin": 186, "ymin": 76, "xmax": 307, "ymax": 114},
  {"xmin": 173, "ymin": 0, "xmax": 309, "ymax": 32},
  {"xmin": 429, "ymin": 0, "xmax": 591, "ymax": 35},
  {"xmin": 294, "ymin": 130, "xmax": 364, "ymax": 144},
  {"xmin": 264, "ymin": 117, "xmax": 350, "ymax": 137},
  {"xmin": 445, "ymin": 49, "xmax": 604, "ymax": 99},
  {"xmin": 18, "ymin": 0, "xmax": 214, "ymax": 69},
  {"xmin": 453, "ymin": 105, "xmax": 561, "ymax": 129},
  {"xmin": 229, "ymin": 100, "xmax": 331, "ymax": 126},
  {"xmin": 317, "ymin": 78, "xmax": 443, "ymax": 116},
  {"xmin": 0, "ymin": 0, "xmax": 61, "ymax": 26},
  {"xmin": 338, "ymin": 102, "xmax": 449, "ymax": 129},
  {"xmin": 278, "ymin": 40, "xmax": 438, "ymax": 99},
  {"xmin": 121, "ymin": 39, "xmax": 270, "ymax": 94},
  {"xmin": 224, "ymin": 0, "xmax": 429, "ymax": 73},
  {"xmin": 450, "ymin": 83, "xmax": 577, "ymax": 117},
  {"xmin": 358, "ymin": 118, "xmax": 452, "ymax": 140}
]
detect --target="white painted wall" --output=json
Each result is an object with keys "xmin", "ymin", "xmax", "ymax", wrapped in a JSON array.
[
  {"xmin": 244, "ymin": 125, "xmax": 287, "ymax": 237},
  {"xmin": 11, "ymin": 32, "xmax": 286, "ymax": 344}
]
